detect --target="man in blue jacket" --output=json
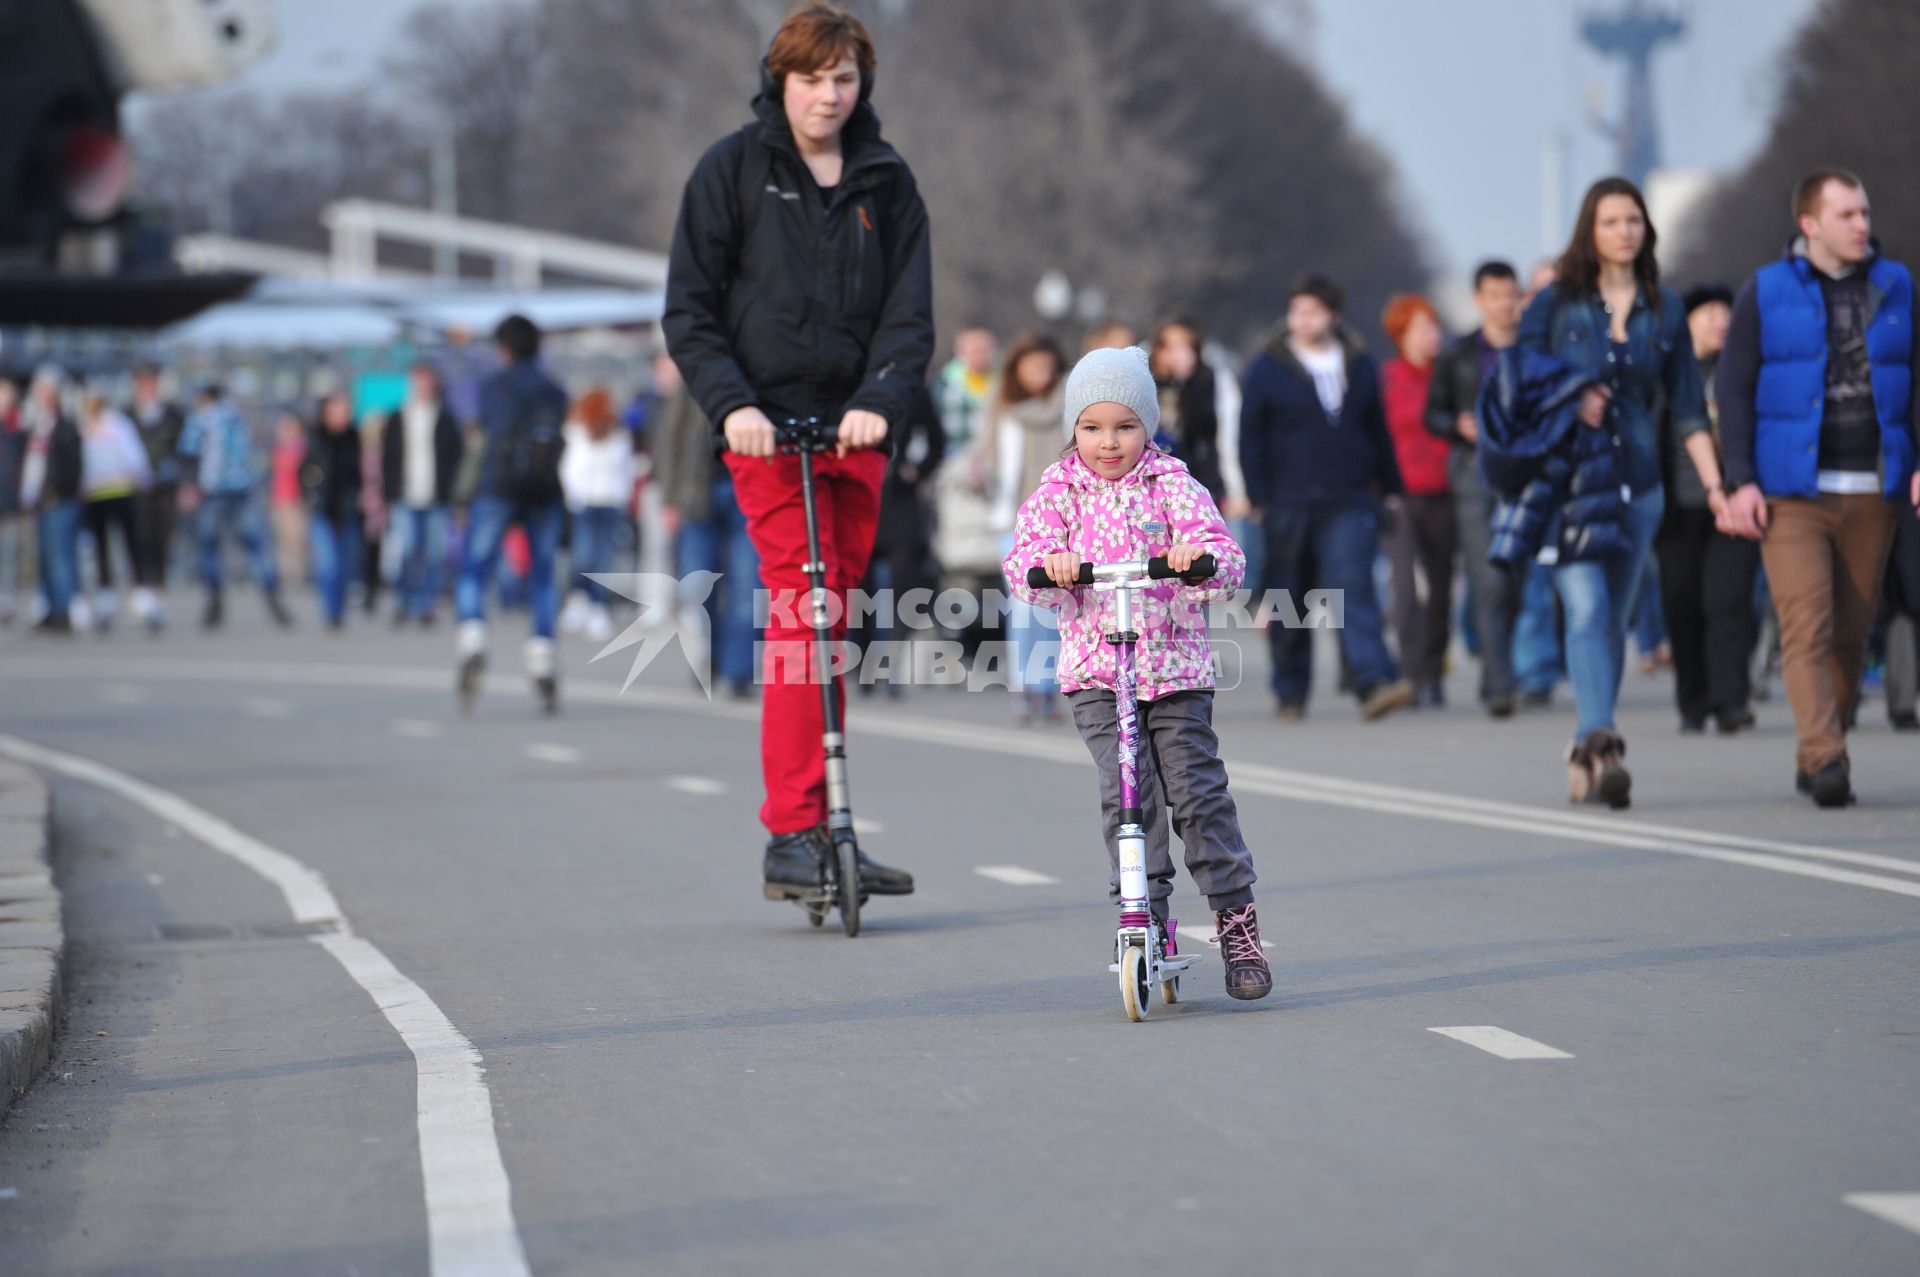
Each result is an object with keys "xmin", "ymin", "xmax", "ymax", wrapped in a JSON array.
[
  {"xmin": 1719, "ymin": 170, "xmax": 1920, "ymax": 806},
  {"xmin": 454, "ymin": 314, "xmax": 570, "ymax": 716},
  {"xmin": 1239, "ymin": 276, "xmax": 1413, "ymax": 721}
]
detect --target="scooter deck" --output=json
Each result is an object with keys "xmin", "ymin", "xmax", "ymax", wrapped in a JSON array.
[{"xmin": 1109, "ymin": 953, "xmax": 1201, "ymax": 975}]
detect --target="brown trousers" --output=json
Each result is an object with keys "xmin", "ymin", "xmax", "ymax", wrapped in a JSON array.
[{"xmin": 1759, "ymin": 494, "xmax": 1896, "ymax": 773}]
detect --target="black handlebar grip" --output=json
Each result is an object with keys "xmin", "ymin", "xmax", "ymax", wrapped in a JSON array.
[
  {"xmin": 1149, "ymin": 553, "xmax": 1216, "ymax": 581},
  {"xmin": 1027, "ymin": 563, "xmax": 1096, "ymax": 588}
]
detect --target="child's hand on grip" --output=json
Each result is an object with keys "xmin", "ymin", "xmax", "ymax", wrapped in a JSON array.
[
  {"xmin": 1165, "ymin": 543, "xmax": 1205, "ymax": 574},
  {"xmin": 1043, "ymin": 551, "xmax": 1083, "ymax": 587}
]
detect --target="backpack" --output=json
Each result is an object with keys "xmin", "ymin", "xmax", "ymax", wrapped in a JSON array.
[{"xmin": 502, "ymin": 385, "xmax": 566, "ymax": 506}]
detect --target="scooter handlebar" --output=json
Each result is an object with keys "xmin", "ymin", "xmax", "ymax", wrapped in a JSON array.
[
  {"xmin": 1025, "ymin": 554, "xmax": 1216, "ymax": 590},
  {"xmin": 718, "ymin": 416, "xmax": 851, "ymax": 453}
]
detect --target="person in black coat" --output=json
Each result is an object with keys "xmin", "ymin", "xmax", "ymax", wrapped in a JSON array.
[
  {"xmin": 381, "ymin": 362, "xmax": 464, "ymax": 626},
  {"xmin": 662, "ymin": 3, "xmax": 931, "ymax": 900},
  {"xmin": 1149, "ymin": 317, "xmax": 1224, "ymax": 500},
  {"xmin": 302, "ymin": 392, "xmax": 363, "ymax": 629}
]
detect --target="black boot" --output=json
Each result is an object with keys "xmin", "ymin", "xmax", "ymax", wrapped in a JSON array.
[
  {"xmin": 265, "ymin": 589, "xmax": 292, "ymax": 628},
  {"xmin": 763, "ymin": 829, "xmax": 826, "ymax": 897},
  {"xmin": 855, "ymin": 849, "xmax": 914, "ymax": 896},
  {"xmin": 201, "ymin": 591, "xmax": 224, "ymax": 630}
]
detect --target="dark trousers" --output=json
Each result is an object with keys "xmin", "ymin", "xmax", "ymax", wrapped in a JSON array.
[
  {"xmin": 82, "ymin": 495, "xmax": 142, "ymax": 590},
  {"xmin": 1384, "ymin": 493, "xmax": 1457, "ymax": 688},
  {"xmin": 1655, "ymin": 505, "xmax": 1761, "ymax": 722},
  {"xmin": 1067, "ymin": 689, "xmax": 1257, "ymax": 914},
  {"xmin": 1452, "ymin": 479, "xmax": 1518, "ymax": 702},
  {"xmin": 1262, "ymin": 499, "xmax": 1399, "ymax": 704},
  {"xmin": 134, "ymin": 482, "xmax": 177, "ymax": 587}
]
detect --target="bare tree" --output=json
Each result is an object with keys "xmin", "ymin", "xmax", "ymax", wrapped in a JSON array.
[
  {"xmin": 131, "ymin": 0, "xmax": 1429, "ymax": 350},
  {"xmin": 1674, "ymin": 0, "xmax": 1920, "ymax": 289},
  {"xmin": 387, "ymin": 0, "xmax": 549, "ymax": 224}
]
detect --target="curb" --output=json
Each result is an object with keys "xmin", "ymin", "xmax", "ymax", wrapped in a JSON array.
[{"xmin": 0, "ymin": 761, "xmax": 60, "ymax": 1120}]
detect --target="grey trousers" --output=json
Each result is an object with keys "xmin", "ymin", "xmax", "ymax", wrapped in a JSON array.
[
  {"xmin": 1452, "ymin": 474, "xmax": 1517, "ymax": 703},
  {"xmin": 1068, "ymin": 689, "xmax": 1257, "ymax": 914}
]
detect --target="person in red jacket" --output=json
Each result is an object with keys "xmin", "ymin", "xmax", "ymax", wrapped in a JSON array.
[{"xmin": 1380, "ymin": 294, "xmax": 1457, "ymax": 706}]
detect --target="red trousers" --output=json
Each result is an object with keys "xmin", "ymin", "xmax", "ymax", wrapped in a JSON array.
[{"xmin": 725, "ymin": 448, "xmax": 887, "ymax": 834}]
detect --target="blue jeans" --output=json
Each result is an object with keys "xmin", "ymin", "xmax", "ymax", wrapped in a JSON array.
[
  {"xmin": 37, "ymin": 502, "xmax": 81, "ymax": 621},
  {"xmin": 1263, "ymin": 500, "xmax": 1399, "ymax": 704},
  {"xmin": 1552, "ymin": 487, "xmax": 1665, "ymax": 739},
  {"xmin": 457, "ymin": 496, "xmax": 562, "ymax": 639},
  {"xmin": 393, "ymin": 505, "xmax": 451, "ymax": 619},
  {"xmin": 310, "ymin": 512, "xmax": 363, "ymax": 625},
  {"xmin": 675, "ymin": 476, "xmax": 760, "ymax": 688},
  {"xmin": 570, "ymin": 506, "xmax": 630, "ymax": 605},
  {"xmin": 999, "ymin": 532, "xmax": 1060, "ymax": 703},
  {"xmin": 197, "ymin": 491, "xmax": 279, "ymax": 594},
  {"xmin": 1632, "ymin": 558, "xmax": 1667, "ymax": 657},
  {"xmin": 1512, "ymin": 560, "xmax": 1565, "ymax": 695}
]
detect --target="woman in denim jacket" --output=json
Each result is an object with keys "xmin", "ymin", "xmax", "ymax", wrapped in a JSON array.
[{"xmin": 1519, "ymin": 177, "xmax": 1714, "ymax": 807}]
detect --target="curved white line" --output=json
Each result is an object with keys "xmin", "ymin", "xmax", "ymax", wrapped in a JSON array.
[{"xmin": 0, "ymin": 733, "xmax": 530, "ymax": 1277}]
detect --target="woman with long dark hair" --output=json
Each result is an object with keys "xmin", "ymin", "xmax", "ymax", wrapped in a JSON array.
[
  {"xmin": 1510, "ymin": 176, "xmax": 1714, "ymax": 806},
  {"xmin": 985, "ymin": 331, "xmax": 1067, "ymax": 723},
  {"xmin": 1148, "ymin": 317, "xmax": 1224, "ymax": 499}
]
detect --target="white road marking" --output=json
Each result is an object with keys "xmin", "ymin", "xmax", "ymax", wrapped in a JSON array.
[
  {"xmin": 1429, "ymin": 1026, "xmax": 1575, "ymax": 1060},
  {"xmin": 1845, "ymin": 1193, "xmax": 1920, "ymax": 1237},
  {"xmin": 666, "ymin": 775, "xmax": 724, "ymax": 796},
  {"xmin": 1193, "ymin": 919, "xmax": 1274, "ymax": 950},
  {"xmin": 243, "ymin": 697, "xmax": 292, "ymax": 719},
  {"xmin": 0, "ymin": 733, "xmax": 530, "ymax": 1277},
  {"xmin": 392, "ymin": 719, "xmax": 444, "ymax": 740},
  {"xmin": 524, "ymin": 743, "xmax": 581, "ymax": 765},
  {"xmin": 854, "ymin": 817, "xmax": 886, "ymax": 834},
  {"xmin": 98, "ymin": 684, "xmax": 147, "ymax": 705},
  {"xmin": 16, "ymin": 657, "xmax": 1920, "ymax": 903},
  {"xmin": 975, "ymin": 865, "xmax": 1060, "ymax": 886}
]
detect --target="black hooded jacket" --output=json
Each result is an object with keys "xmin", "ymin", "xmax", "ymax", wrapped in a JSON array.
[{"xmin": 663, "ymin": 86, "xmax": 934, "ymax": 440}]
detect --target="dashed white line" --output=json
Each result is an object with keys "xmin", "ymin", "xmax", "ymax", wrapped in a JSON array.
[
  {"xmin": 0, "ymin": 732, "xmax": 529, "ymax": 1276},
  {"xmin": 1845, "ymin": 1193, "xmax": 1920, "ymax": 1237},
  {"xmin": 1428, "ymin": 1026, "xmax": 1575, "ymax": 1060},
  {"xmin": 666, "ymin": 775, "xmax": 725, "ymax": 796},
  {"xmin": 524, "ymin": 743, "xmax": 582, "ymax": 765},
  {"xmin": 854, "ymin": 817, "xmax": 886, "ymax": 835},
  {"xmin": 975, "ymin": 865, "xmax": 1060, "ymax": 886},
  {"xmin": 392, "ymin": 719, "xmax": 444, "ymax": 740},
  {"xmin": 243, "ymin": 697, "xmax": 293, "ymax": 719},
  {"xmin": 19, "ymin": 657, "xmax": 1920, "ymax": 904},
  {"xmin": 98, "ymin": 684, "xmax": 148, "ymax": 705}
]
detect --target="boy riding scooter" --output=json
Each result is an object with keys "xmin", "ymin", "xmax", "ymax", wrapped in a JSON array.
[{"xmin": 663, "ymin": 3, "xmax": 933, "ymax": 910}]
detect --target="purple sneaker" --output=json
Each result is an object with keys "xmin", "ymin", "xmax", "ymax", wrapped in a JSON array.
[{"xmin": 1215, "ymin": 905, "xmax": 1272, "ymax": 1001}]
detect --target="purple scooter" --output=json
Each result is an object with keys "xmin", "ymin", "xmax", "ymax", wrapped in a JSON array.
[{"xmin": 1028, "ymin": 552, "xmax": 1215, "ymax": 1020}]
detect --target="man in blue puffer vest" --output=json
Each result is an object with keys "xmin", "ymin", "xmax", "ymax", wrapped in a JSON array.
[{"xmin": 1719, "ymin": 170, "xmax": 1920, "ymax": 807}]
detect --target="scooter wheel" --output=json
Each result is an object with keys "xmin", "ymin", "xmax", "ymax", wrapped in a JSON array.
[
  {"xmin": 805, "ymin": 901, "xmax": 828, "ymax": 928},
  {"xmin": 1161, "ymin": 975, "xmax": 1180, "ymax": 1005},
  {"xmin": 836, "ymin": 841, "xmax": 861, "ymax": 938},
  {"xmin": 1120, "ymin": 946, "xmax": 1149, "ymax": 1022}
]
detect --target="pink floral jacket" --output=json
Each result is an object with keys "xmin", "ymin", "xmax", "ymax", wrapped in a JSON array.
[{"xmin": 1003, "ymin": 448, "xmax": 1245, "ymax": 700}]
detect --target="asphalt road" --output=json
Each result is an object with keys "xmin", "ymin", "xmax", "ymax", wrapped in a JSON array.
[{"xmin": 1, "ymin": 604, "xmax": 1917, "ymax": 1276}]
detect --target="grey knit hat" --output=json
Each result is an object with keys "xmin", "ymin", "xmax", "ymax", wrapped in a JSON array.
[{"xmin": 1063, "ymin": 345, "xmax": 1159, "ymax": 435}]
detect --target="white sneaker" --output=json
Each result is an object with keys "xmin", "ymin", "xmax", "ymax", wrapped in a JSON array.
[
  {"xmin": 583, "ymin": 604, "xmax": 614, "ymax": 642},
  {"xmin": 70, "ymin": 594, "xmax": 94, "ymax": 632},
  {"xmin": 457, "ymin": 619, "xmax": 489, "ymax": 658},
  {"xmin": 525, "ymin": 636, "xmax": 556, "ymax": 679},
  {"xmin": 558, "ymin": 592, "xmax": 589, "ymax": 635}
]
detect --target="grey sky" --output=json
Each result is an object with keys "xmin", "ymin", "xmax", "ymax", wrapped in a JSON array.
[{"xmin": 207, "ymin": 0, "xmax": 1821, "ymax": 281}]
